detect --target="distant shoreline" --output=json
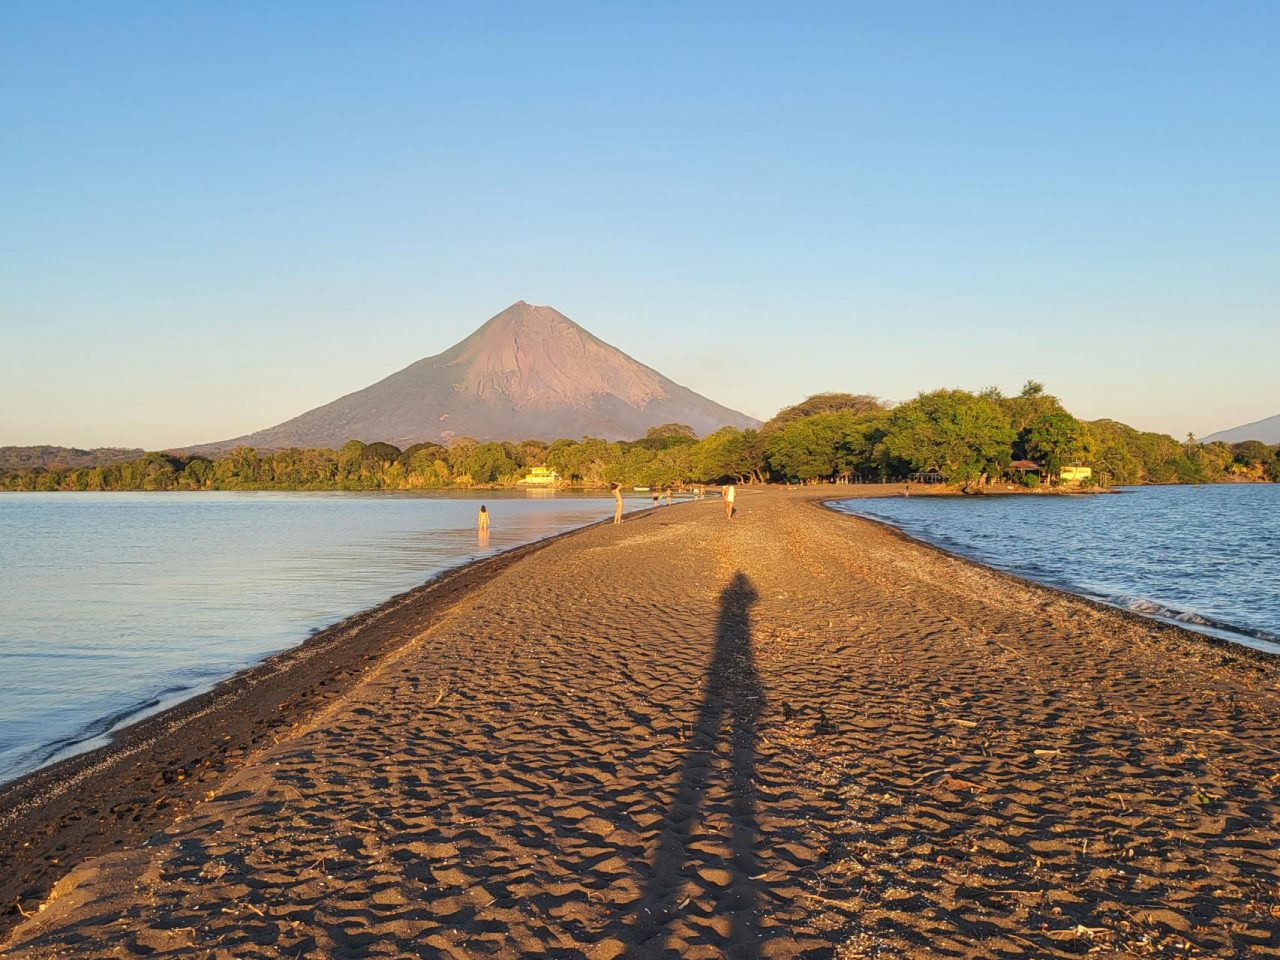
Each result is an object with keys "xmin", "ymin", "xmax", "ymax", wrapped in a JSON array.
[{"xmin": 2, "ymin": 477, "xmax": 1274, "ymax": 495}]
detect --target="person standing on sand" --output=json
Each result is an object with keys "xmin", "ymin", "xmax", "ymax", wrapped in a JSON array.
[
  {"xmin": 665, "ymin": 488, "xmax": 674, "ymax": 506},
  {"xmin": 610, "ymin": 482, "xmax": 624, "ymax": 525},
  {"xmin": 722, "ymin": 483, "xmax": 736, "ymax": 520}
]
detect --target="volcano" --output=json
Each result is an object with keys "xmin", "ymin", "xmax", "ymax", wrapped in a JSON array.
[
  {"xmin": 1203, "ymin": 413, "xmax": 1280, "ymax": 445},
  {"xmin": 192, "ymin": 302, "xmax": 757, "ymax": 451}
]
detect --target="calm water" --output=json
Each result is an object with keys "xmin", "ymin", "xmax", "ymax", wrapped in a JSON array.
[
  {"xmin": 0, "ymin": 490, "xmax": 643, "ymax": 784},
  {"xmin": 832, "ymin": 484, "xmax": 1280, "ymax": 654}
]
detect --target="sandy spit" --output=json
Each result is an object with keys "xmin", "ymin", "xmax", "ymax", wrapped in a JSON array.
[{"xmin": 2, "ymin": 485, "xmax": 1277, "ymax": 959}]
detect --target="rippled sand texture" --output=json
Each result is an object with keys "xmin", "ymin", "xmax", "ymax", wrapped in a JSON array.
[{"xmin": 5, "ymin": 488, "xmax": 1279, "ymax": 958}]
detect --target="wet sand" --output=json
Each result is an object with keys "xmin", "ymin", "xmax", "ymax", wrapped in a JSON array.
[{"xmin": 2, "ymin": 486, "xmax": 1278, "ymax": 958}]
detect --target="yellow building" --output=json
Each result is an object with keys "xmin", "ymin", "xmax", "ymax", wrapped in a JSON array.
[
  {"xmin": 518, "ymin": 465, "xmax": 559, "ymax": 486},
  {"xmin": 1060, "ymin": 465, "xmax": 1092, "ymax": 484}
]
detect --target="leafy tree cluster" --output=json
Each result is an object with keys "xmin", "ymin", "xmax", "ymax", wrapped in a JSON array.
[
  {"xmin": 0, "ymin": 446, "xmax": 145, "ymax": 471},
  {"xmin": 757, "ymin": 383, "xmax": 1277, "ymax": 487},
  {"xmin": 0, "ymin": 423, "xmax": 764, "ymax": 492},
  {"xmin": 1083, "ymin": 421, "xmax": 1279, "ymax": 484},
  {"xmin": 4, "ymin": 388, "xmax": 1276, "ymax": 492}
]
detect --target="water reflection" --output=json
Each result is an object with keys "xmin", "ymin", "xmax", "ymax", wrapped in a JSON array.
[{"xmin": 0, "ymin": 490, "xmax": 637, "ymax": 782}]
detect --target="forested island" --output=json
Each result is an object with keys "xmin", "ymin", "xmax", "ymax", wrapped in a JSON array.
[{"xmin": 5, "ymin": 384, "xmax": 1277, "ymax": 492}]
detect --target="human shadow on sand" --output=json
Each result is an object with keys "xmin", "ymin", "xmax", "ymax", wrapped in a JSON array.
[{"xmin": 628, "ymin": 571, "xmax": 764, "ymax": 958}]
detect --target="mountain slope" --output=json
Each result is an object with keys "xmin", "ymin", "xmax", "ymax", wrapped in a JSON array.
[
  {"xmin": 192, "ymin": 302, "xmax": 758, "ymax": 451},
  {"xmin": 1203, "ymin": 413, "xmax": 1280, "ymax": 445}
]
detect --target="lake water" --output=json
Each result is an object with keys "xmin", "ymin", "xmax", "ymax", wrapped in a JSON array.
[
  {"xmin": 831, "ymin": 484, "xmax": 1280, "ymax": 655},
  {"xmin": 0, "ymin": 490, "xmax": 643, "ymax": 784}
]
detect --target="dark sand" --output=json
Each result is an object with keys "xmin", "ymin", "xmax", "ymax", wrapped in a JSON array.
[{"xmin": 2, "ymin": 486, "xmax": 1278, "ymax": 958}]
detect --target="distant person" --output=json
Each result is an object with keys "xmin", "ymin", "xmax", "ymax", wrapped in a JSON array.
[
  {"xmin": 651, "ymin": 490, "xmax": 660, "ymax": 507},
  {"xmin": 665, "ymin": 488, "xmax": 674, "ymax": 506},
  {"xmin": 722, "ymin": 483, "xmax": 736, "ymax": 520},
  {"xmin": 904, "ymin": 481, "xmax": 911, "ymax": 497},
  {"xmin": 610, "ymin": 482, "xmax": 624, "ymax": 525},
  {"xmin": 477, "ymin": 505, "xmax": 490, "ymax": 531}
]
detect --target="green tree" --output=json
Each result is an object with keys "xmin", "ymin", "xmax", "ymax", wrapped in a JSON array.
[
  {"xmin": 512, "ymin": 439, "xmax": 549, "ymax": 468},
  {"xmin": 1024, "ymin": 410, "xmax": 1089, "ymax": 480},
  {"xmin": 398, "ymin": 442, "xmax": 445, "ymax": 466},
  {"xmin": 1084, "ymin": 429, "xmax": 1142, "ymax": 485},
  {"xmin": 453, "ymin": 442, "xmax": 519, "ymax": 483},
  {"xmin": 883, "ymin": 390, "xmax": 1015, "ymax": 484},
  {"xmin": 337, "ymin": 440, "xmax": 366, "ymax": 481},
  {"xmin": 690, "ymin": 427, "xmax": 766, "ymax": 483},
  {"xmin": 547, "ymin": 438, "xmax": 619, "ymax": 485},
  {"xmin": 361, "ymin": 442, "xmax": 402, "ymax": 465},
  {"xmin": 137, "ymin": 452, "xmax": 180, "ymax": 490},
  {"xmin": 763, "ymin": 392, "xmax": 884, "ymax": 433},
  {"xmin": 639, "ymin": 446, "xmax": 694, "ymax": 488},
  {"xmin": 1000, "ymin": 380, "xmax": 1064, "ymax": 436},
  {"xmin": 646, "ymin": 423, "xmax": 696, "ymax": 440},
  {"xmin": 633, "ymin": 423, "xmax": 698, "ymax": 452},
  {"xmin": 1198, "ymin": 441, "xmax": 1233, "ymax": 477},
  {"xmin": 181, "ymin": 457, "xmax": 213, "ymax": 489},
  {"xmin": 764, "ymin": 411, "xmax": 885, "ymax": 482},
  {"xmin": 1231, "ymin": 440, "xmax": 1270, "ymax": 466},
  {"xmin": 1084, "ymin": 419, "xmax": 1194, "ymax": 484},
  {"xmin": 609, "ymin": 445, "xmax": 659, "ymax": 486}
]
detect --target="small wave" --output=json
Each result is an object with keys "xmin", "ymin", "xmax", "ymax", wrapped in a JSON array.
[
  {"xmin": 6, "ymin": 684, "xmax": 196, "ymax": 778},
  {"xmin": 1113, "ymin": 597, "xmax": 1280, "ymax": 648},
  {"xmin": 35, "ymin": 699, "xmax": 161, "ymax": 758}
]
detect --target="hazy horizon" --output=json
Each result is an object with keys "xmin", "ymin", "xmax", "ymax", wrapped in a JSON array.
[
  {"xmin": 3, "ymin": 3, "xmax": 1277, "ymax": 449},
  {"xmin": 3, "ymin": 295, "xmax": 1269, "ymax": 451}
]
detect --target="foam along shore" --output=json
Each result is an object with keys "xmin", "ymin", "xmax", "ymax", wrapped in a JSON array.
[{"xmin": 3, "ymin": 485, "xmax": 1278, "ymax": 958}]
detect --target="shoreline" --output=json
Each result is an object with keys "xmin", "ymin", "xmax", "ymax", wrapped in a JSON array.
[
  {"xmin": 0, "ymin": 490, "xmax": 642, "ymax": 785},
  {"xmin": 3, "ymin": 477, "xmax": 1275, "ymax": 496},
  {"xmin": 820, "ymin": 494, "xmax": 1280, "ymax": 658},
  {"xmin": 13, "ymin": 480, "xmax": 1263, "ymax": 806},
  {"xmin": 0, "ymin": 507, "xmax": 644, "ymax": 933},
  {"xmin": 4, "ymin": 485, "xmax": 1278, "ymax": 957}
]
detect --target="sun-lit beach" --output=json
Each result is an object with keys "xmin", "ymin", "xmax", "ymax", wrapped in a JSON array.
[
  {"xmin": 3, "ymin": 487, "xmax": 1278, "ymax": 957},
  {"xmin": 5, "ymin": 3, "xmax": 1280, "ymax": 957}
]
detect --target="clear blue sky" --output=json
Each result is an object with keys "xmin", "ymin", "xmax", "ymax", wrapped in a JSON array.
[{"xmin": 3, "ymin": 1, "xmax": 1277, "ymax": 448}]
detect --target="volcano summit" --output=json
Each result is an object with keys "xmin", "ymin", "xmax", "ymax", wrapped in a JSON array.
[{"xmin": 194, "ymin": 302, "xmax": 758, "ymax": 451}]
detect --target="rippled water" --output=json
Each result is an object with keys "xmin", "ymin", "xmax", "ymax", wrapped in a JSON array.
[
  {"xmin": 831, "ymin": 484, "xmax": 1280, "ymax": 654},
  {"xmin": 0, "ymin": 490, "xmax": 642, "ymax": 783}
]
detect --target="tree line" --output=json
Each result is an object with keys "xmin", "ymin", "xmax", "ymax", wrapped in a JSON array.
[{"xmin": 4, "ymin": 383, "xmax": 1277, "ymax": 492}]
